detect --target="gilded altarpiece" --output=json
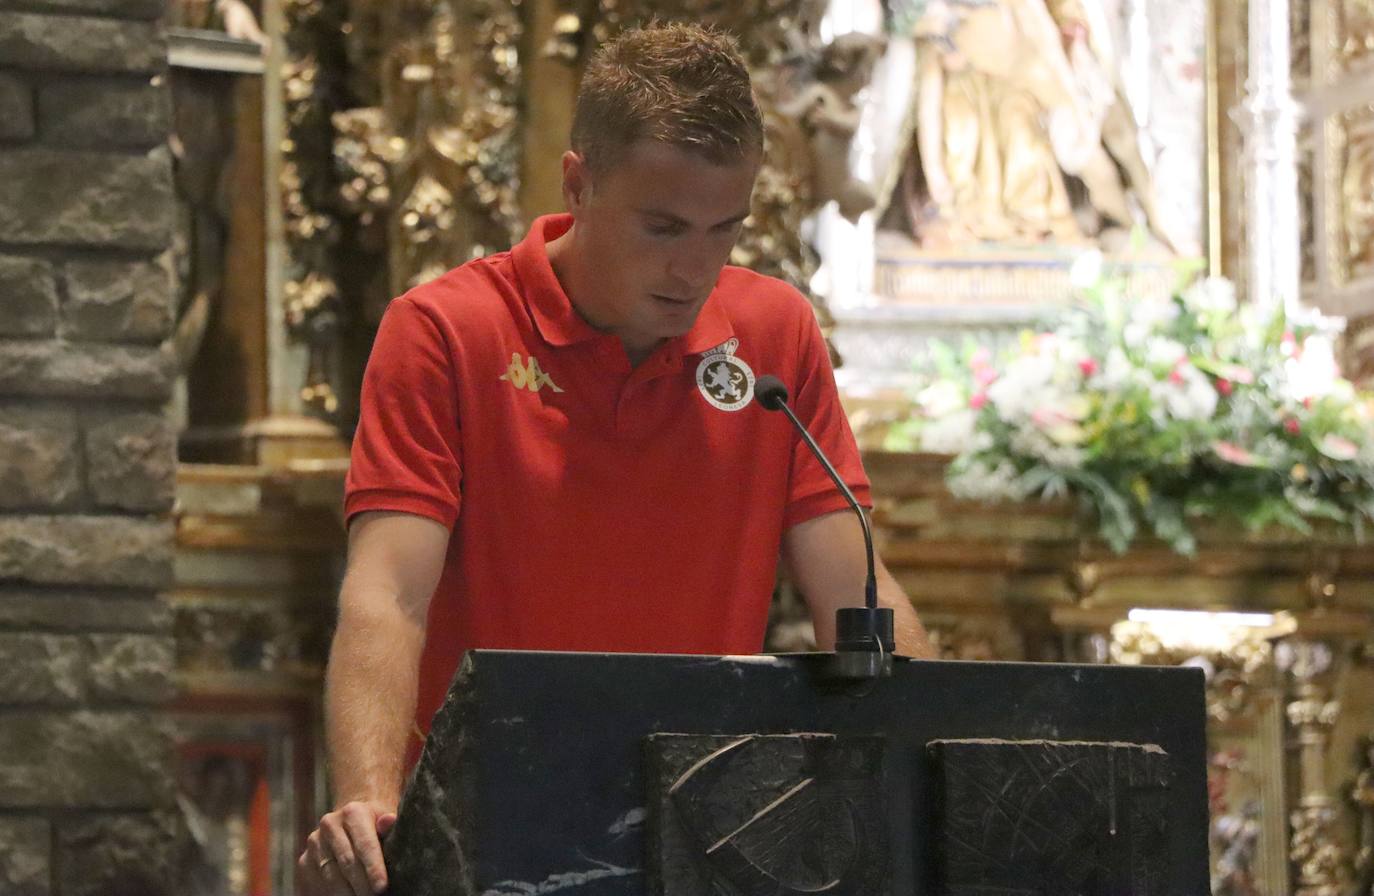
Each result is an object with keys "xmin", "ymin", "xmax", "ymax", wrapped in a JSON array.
[{"xmin": 1292, "ymin": 0, "xmax": 1374, "ymax": 386}]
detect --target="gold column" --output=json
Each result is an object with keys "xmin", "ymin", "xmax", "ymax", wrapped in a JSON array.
[{"xmin": 1280, "ymin": 637, "xmax": 1351, "ymax": 895}]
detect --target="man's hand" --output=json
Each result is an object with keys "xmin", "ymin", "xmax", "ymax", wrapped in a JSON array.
[{"xmin": 298, "ymin": 800, "xmax": 397, "ymax": 896}]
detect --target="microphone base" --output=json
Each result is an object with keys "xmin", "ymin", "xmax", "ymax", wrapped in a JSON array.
[
  {"xmin": 820, "ymin": 649, "xmax": 894, "ymax": 681},
  {"xmin": 820, "ymin": 607, "xmax": 897, "ymax": 681},
  {"xmin": 834, "ymin": 606, "xmax": 895, "ymax": 654}
]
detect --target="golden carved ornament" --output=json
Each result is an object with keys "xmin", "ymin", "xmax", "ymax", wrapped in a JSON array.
[
  {"xmin": 1353, "ymin": 736, "xmax": 1374, "ymax": 895},
  {"xmin": 1287, "ymin": 692, "xmax": 1342, "ymax": 729},
  {"xmin": 1292, "ymin": 0, "xmax": 1312, "ymax": 84},
  {"xmin": 1338, "ymin": 104, "xmax": 1374, "ymax": 284},
  {"xmin": 925, "ymin": 618, "xmax": 1024, "ymax": 662},
  {"xmin": 1109, "ymin": 619, "xmax": 1274, "ymax": 724},
  {"xmin": 1299, "ymin": 138, "xmax": 1317, "ymax": 284},
  {"xmin": 280, "ymin": 0, "xmax": 350, "ymax": 419},
  {"xmin": 1291, "ymin": 802, "xmax": 1350, "ymax": 896},
  {"xmin": 1338, "ymin": 0, "xmax": 1374, "ymax": 72},
  {"xmin": 332, "ymin": 107, "xmax": 401, "ymax": 224},
  {"xmin": 368, "ymin": 0, "xmax": 524, "ymax": 291}
]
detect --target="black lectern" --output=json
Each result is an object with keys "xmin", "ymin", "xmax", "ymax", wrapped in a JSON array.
[{"xmin": 383, "ymin": 651, "xmax": 1209, "ymax": 895}]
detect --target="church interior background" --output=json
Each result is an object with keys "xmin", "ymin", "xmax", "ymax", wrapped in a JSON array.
[{"xmin": 1, "ymin": 0, "xmax": 1373, "ymax": 892}]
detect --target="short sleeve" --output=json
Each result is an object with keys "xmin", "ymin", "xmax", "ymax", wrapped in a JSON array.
[
  {"xmin": 344, "ymin": 297, "xmax": 463, "ymax": 528},
  {"xmin": 781, "ymin": 301, "xmax": 872, "ymax": 530}
]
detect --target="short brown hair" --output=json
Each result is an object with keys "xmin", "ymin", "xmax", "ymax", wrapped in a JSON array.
[{"xmin": 571, "ymin": 23, "xmax": 764, "ymax": 175}]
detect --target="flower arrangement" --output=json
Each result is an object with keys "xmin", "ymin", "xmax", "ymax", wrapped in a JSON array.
[{"xmin": 884, "ymin": 256, "xmax": 1374, "ymax": 555}]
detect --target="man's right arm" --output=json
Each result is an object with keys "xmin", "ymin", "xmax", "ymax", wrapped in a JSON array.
[{"xmin": 298, "ymin": 511, "xmax": 449, "ymax": 896}]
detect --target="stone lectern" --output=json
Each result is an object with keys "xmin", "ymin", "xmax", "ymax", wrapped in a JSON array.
[{"xmin": 383, "ymin": 651, "xmax": 1208, "ymax": 895}]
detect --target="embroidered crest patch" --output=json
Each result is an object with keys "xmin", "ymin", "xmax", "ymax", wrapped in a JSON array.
[{"xmin": 695, "ymin": 338, "xmax": 755, "ymax": 412}]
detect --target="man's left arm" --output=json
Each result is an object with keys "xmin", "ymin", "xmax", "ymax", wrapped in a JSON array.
[{"xmin": 782, "ymin": 509, "xmax": 936, "ymax": 659}]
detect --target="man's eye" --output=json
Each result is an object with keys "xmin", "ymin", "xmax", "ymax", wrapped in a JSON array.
[{"xmin": 646, "ymin": 223, "xmax": 681, "ymax": 236}]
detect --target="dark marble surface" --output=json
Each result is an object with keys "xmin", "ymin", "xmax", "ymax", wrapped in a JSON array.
[{"xmin": 383, "ymin": 652, "xmax": 1208, "ymax": 895}]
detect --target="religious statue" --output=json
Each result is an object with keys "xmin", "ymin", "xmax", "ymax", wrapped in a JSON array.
[
  {"xmin": 901, "ymin": 0, "xmax": 1175, "ymax": 253},
  {"xmin": 778, "ymin": 32, "xmax": 889, "ymax": 223}
]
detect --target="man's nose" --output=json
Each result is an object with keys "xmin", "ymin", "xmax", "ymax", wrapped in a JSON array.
[{"xmin": 667, "ymin": 240, "xmax": 720, "ymax": 291}]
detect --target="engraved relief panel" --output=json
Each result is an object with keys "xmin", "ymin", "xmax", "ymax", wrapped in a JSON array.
[
  {"xmin": 1336, "ymin": 104, "xmax": 1374, "ymax": 285},
  {"xmin": 1337, "ymin": 0, "xmax": 1374, "ymax": 73},
  {"xmin": 1299, "ymin": 136, "xmax": 1318, "ymax": 286},
  {"xmin": 1293, "ymin": 0, "xmax": 1313, "ymax": 86}
]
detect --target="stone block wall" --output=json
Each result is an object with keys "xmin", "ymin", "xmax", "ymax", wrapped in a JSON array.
[{"xmin": 0, "ymin": 2, "xmax": 178, "ymax": 894}]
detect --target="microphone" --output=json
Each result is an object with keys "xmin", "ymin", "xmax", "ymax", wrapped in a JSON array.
[{"xmin": 755, "ymin": 375, "xmax": 895, "ymax": 663}]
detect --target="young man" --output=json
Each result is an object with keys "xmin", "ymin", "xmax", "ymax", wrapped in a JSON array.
[{"xmin": 298, "ymin": 22, "xmax": 931, "ymax": 896}]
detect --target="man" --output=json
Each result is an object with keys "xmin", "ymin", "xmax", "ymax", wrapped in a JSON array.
[{"xmin": 298, "ymin": 22, "xmax": 931, "ymax": 896}]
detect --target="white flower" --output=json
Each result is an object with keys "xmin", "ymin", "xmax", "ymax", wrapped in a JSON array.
[
  {"xmin": 1151, "ymin": 363, "xmax": 1218, "ymax": 421},
  {"xmin": 1124, "ymin": 298, "xmax": 1180, "ymax": 347},
  {"xmin": 1282, "ymin": 335, "xmax": 1340, "ymax": 402},
  {"xmin": 920, "ymin": 409, "xmax": 983, "ymax": 455},
  {"xmin": 1010, "ymin": 427, "xmax": 1086, "ymax": 469},
  {"xmin": 1181, "ymin": 276, "xmax": 1237, "ymax": 315},
  {"xmin": 1145, "ymin": 338, "xmax": 1187, "ymax": 370},
  {"xmin": 917, "ymin": 380, "xmax": 966, "ymax": 418},
  {"xmin": 948, "ymin": 459, "xmax": 1029, "ymax": 501},
  {"xmin": 989, "ymin": 354, "xmax": 1058, "ymax": 420},
  {"xmin": 1069, "ymin": 250, "xmax": 1105, "ymax": 289},
  {"xmin": 1100, "ymin": 347, "xmax": 1136, "ymax": 391}
]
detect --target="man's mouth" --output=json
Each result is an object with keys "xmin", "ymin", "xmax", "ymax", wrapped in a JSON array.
[{"xmin": 651, "ymin": 293, "xmax": 694, "ymax": 307}]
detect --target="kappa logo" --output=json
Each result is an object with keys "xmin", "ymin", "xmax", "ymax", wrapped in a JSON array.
[
  {"xmin": 500, "ymin": 352, "xmax": 564, "ymax": 394},
  {"xmin": 696, "ymin": 338, "xmax": 755, "ymax": 412}
]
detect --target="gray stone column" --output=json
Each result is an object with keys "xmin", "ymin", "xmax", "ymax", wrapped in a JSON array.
[{"xmin": 0, "ymin": 1, "xmax": 179, "ymax": 894}]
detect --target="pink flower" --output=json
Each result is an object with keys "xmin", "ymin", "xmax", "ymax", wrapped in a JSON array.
[
  {"xmin": 1169, "ymin": 367, "xmax": 1185, "ymax": 385},
  {"xmin": 970, "ymin": 392, "xmax": 988, "ymax": 410},
  {"xmin": 1078, "ymin": 358, "xmax": 1099, "ymax": 377},
  {"xmin": 1216, "ymin": 363, "xmax": 1254, "ymax": 385},
  {"xmin": 970, "ymin": 347, "xmax": 993, "ymax": 368},
  {"xmin": 1217, "ymin": 378, "xmax": 1234, "ymax": 396},
  {"xmin": 1212, "ymin": 441, "xmax": 1263, "ymax": 467},
  {"xmin": 974, "ymin": 366, "xmax": 999, "ymax": 387},
  {"xmin": 1284, "ymin": 418, "xmax": 1300, "ymax": 435},
  {"xmin": 1318, "ymin": 435, "xmax": 1359, "ymax": 461}
]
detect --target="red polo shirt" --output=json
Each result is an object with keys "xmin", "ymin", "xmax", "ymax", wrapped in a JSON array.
[{"xmin": 345, "ymin": 214, "xmax": 870, "ymax": 750}]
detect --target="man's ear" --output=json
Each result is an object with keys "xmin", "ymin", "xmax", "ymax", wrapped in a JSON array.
[{"xmin": 561, "ymin": 151, "xmax": 593, "ymax": 215}]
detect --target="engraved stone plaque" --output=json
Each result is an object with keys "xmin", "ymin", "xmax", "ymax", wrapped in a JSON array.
[
  {"xmin": 931, "ymin": 739, "xmax": 1172, "ymax": 896},
  {"xmin": 647, "ymin": 733, "xmax": 888, "ymax": 896}
]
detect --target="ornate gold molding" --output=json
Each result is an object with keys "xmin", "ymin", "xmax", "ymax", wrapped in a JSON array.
[
  {"xmin": 281, "ymin": 0, "xmax": 348, "ymax": 419},
  {"xmin": 1338, "ymin": 0, "xmax": 1374, "ymax": 73},
  {"xmin": 1299, "ymin": 135, "xmax": 1318, "ymax": 286},
  {"xmin": 1109, "ymin": 619, "xmax": 1276, "ymax": 724},
  {"xmin": 331, "ymin": 0, "xmax": 525, "ymax": 295},
  {"xmin": 1337, "ymin": 103, "xmax": 1374, "ymax": 285},
  {"xmin": 1294, "ymin": 0, "xmax": 1314, "ymax": 85},
  {"xmin": 1353, "ymin": 734, "xmax": 1374, "ymax": 895}
]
